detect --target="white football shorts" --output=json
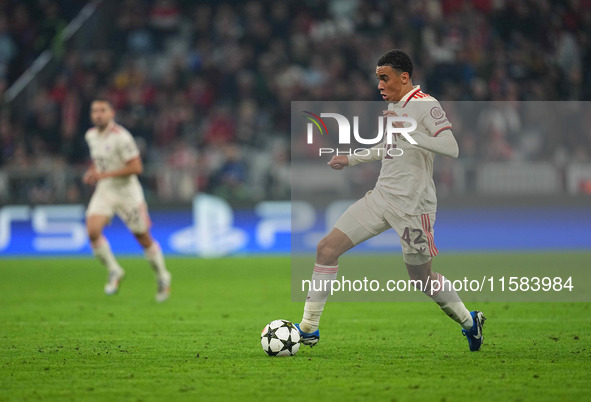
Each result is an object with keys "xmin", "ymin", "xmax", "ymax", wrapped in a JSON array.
[
  {"xmin": 334, "ymin": 190, "xmax": 438, "ymax": 265},
  {"xmin": 86, "ymin": 185, "xmax": 152, "ymax": 234}
]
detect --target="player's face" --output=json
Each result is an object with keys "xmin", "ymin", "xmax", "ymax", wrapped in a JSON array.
[
  {"xmin": 376, "ymin": 66, "xmax": 409, "ymax": 102},
  {"xmin": 90, "ymin": 101, "xmax": 115, "ymax": 129}
]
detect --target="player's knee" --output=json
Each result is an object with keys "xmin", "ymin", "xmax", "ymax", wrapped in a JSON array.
[
  {"xmin": 87, "ymin": 229, "xmax": 101, "ymax": 241},
  {"xmin": 316, "ymin": 236, "xmax": 340, "ymax": 263},
  {"xmin": 134, "ymin": 232, "xmax": 152, "ymax": 248},
  {"xmin": 405, "ymin": 256, "xmax": 434, "ymax": 291},
  {"xmin": 87, "ymin": 226, "xmax": 102, "ymax": 242},
  {"xmin": 403, "ymin": 252, "xmax": 431, "ymax": 267}
]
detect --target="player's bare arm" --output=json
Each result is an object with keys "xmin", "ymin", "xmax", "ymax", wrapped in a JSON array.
[
  {"xmin": 84, "ymin": 157, "xmax": 143, "ymax": 185},
  {"xmin": 97, "ymin": 157, "xmax": 143, "ymax": 180}
]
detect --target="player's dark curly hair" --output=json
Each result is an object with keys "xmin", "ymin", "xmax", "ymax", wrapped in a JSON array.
[
  {"xmin": 377, "ymin": 49, "xmax": 413, "ymax": 78},
  {"xmin": 92, "ymin": 97, "xmax": 114, "ymax": 109}
]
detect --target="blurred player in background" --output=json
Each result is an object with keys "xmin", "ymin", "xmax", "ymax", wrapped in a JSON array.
[
  {"xmin": 83, "ymin": 98, "xmax": 171, "ymax": 302},
  {"xmin": 296, "ymin": 50, "xmax": 486, "ymax": 351}
]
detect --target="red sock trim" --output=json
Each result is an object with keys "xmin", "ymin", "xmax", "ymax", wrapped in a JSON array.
[{"xmin": 313, "ymin": 264, "xmax": 339, "ymax": 274}]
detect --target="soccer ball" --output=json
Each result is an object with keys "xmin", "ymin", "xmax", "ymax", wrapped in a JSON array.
[{"xmin": 260, "ymin": 319, "xmax": 301, "ymax": 356}]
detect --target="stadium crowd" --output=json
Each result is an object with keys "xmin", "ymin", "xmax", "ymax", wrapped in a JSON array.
[{"xmin": 1, "ymin": 0, "xmax": 591, "ymax": 203}]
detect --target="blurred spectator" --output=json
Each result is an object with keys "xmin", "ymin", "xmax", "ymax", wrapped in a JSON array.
[
  {"xmin": 265, "ymin": 145, "xmax": 290, "ymax": 200},
  {"xmin": 0, "ymin": 14, "xmax": 16, "ymax": 81},
  {"xmin": 149, "ymin": 0, "xmax": 181, "ymax": 50},
  {"xmin": 2, "ymin": 0, "xmax": 591, "ymax": 204},
  {"xmin": 210, "ymin": 144, "xmax": 250, "ymax": 203},
  {"xmin": 0, "ymin": 0, "xmax": 83, "ymax": 84},
  {"xmin": 156, "ymin": 138, "xmax": 198, "ymax": 201}
]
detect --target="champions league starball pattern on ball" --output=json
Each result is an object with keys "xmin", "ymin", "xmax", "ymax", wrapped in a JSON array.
[{"xmin": 260, "ymin": 319, "xmax": 301, "ymax": 356}]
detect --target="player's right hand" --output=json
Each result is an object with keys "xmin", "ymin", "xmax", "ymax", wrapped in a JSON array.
[
  {"xmin": 83, "ymin": 168, "xmax": 98, "ymax": 185},
  {"xmin": 327, "ymin": 155, "xmax": 349, "ymax": 170}
]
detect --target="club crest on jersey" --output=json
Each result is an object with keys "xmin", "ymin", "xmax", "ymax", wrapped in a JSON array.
[{"xmin": 430, "ymin": 107, "xmax": 444, "ymax": 120}]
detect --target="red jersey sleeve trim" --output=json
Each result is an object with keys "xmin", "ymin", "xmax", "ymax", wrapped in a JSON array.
[{"xmin": 433, "ymin": 126, "xmax": 452, "ymax": 137}]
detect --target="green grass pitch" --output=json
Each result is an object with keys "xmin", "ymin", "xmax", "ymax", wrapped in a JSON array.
[{"xmin": 1, "ymin": 254, "xmax": 590, "ymax": 401}]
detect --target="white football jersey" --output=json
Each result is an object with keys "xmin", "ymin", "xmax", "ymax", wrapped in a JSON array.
[
  {"xmin": 348, "ymin": 85, "xmax": 453, "ymax": 215},
  {"xmin": 85, "ymin": 122, "xmax": 142, "ymax": 193}
]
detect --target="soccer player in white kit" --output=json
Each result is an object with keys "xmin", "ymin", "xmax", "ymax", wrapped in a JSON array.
[
  {"xmin": 83, "ymin": 99, "xmax": 171, "ymax": 302},
  {"xmin": 296, "ymin": 50, "xmax": 486, "ymax": 351}
]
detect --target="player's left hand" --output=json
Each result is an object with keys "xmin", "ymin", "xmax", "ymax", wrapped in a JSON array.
[
  {"xmin": 83, "ymin": 169, "xmax": 107, "ymax": 185},
  {"xmin": 327, "ymin": 155, "xmax": 349, "ymax": 170},
  {"xmin": 83, "ymin": 169, "xmax": 97, "ymax": 185}
]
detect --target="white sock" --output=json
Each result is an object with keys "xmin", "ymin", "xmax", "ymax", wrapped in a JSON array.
[
  {"xmin": 428, "ymin": 273, "xmax": 473, "ymax": 330},
  {"xmin": 92, "ymin": 236, "xmax": 122, "ymax": 274},
  {"xmin": 301, "ymin": 263, "xmax": 338, "ymax": 333},
  {"xmin": 144, "ymin": 241, "xmax": 168, "ymax": 277}
]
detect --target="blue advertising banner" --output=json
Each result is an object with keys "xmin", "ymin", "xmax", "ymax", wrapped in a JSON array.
[{"xmin": 0, "ymin": 195, "xmax": 590, "ymax": 256}]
